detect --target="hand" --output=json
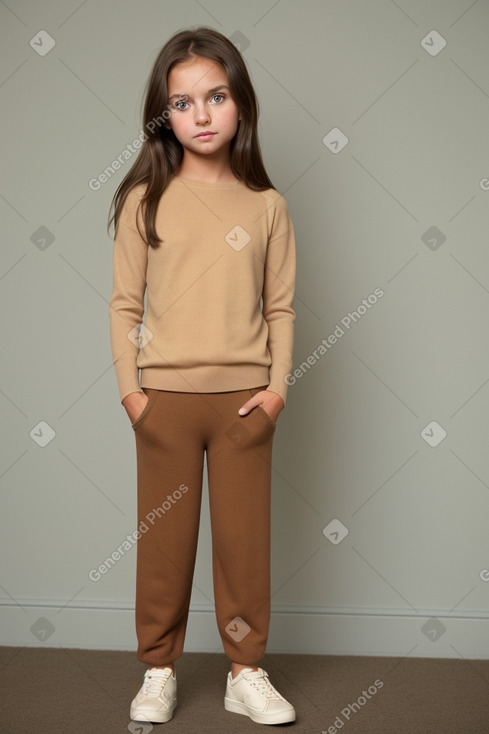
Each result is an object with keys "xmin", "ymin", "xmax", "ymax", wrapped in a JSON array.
[
  {"xmin": 238, "ymin": 389, "xmax": 285, "ymax": 424},
  {"xmin": 122, "ymin": 390, "xmax": 148, "ymax": 425}
]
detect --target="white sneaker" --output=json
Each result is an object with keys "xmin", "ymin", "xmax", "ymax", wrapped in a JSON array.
[
  {"xmin": 224, "ymin": 667, "xmax": 296, "ymax": 725},
  {"xmin": 130, "ymin": 666, "xmax": 177, "ymax": 723}
]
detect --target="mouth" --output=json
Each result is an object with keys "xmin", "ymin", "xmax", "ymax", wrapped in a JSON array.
[{"xmin": 195, "ymin": 132, "xmax": 216, "ymax": 138}]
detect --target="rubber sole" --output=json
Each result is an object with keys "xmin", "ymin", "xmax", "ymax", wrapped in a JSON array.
[
  {"xmin": 224, "ymin": 696, "xmax": 296, "ymax": 725},
  {"xmin": 130, "ymin": 699, "xmax": 177, "ymax": 724}
]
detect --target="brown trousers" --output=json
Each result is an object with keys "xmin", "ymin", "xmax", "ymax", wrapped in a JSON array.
[{"xmin": 132, "ymin": 384, "xmax": 276, "ymax": 667}]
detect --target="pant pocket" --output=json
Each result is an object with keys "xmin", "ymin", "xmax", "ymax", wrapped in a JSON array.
[
  {"xmin": 131, "ymin": 388, "xmax": 160, "ymax": 430},
  {"xmin": 247, "ymin": 386, "xmax": 276, "ymax": 430}
]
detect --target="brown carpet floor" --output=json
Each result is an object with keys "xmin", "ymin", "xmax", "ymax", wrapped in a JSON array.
[{"xmin": 1, "ymin": 647, "xmax": 489, "ymax": 733}]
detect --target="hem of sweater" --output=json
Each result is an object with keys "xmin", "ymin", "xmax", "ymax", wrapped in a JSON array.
[{"xmin": 140, "ymin": 365, "xmax": 271, "ymax": 393}]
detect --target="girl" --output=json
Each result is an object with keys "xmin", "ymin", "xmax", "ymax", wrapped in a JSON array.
[{"xmin": 108, "ymin": 26, "xmax": 297, "ymax": 726}]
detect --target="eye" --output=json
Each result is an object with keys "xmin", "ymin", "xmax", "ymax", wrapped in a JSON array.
[
  {"xmin": 211, "ymin": 93, "xmax": 225, "ymax": 103},
  {"xmin": 173, "ymin": 100, "xmax": 188, "ymax": 110}
]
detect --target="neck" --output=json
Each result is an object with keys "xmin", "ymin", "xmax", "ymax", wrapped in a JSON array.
[{"xmin": 176, "ymin": 150, "xmax": 237, "ymax": 184}]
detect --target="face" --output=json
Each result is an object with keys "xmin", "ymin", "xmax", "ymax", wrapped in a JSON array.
[{"xmin": 164, "ymin": 56, "xmax": 240, "ymax": 159}]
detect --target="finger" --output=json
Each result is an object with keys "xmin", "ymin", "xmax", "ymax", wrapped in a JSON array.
[{"xmin": 238, "ymin": 400, "xmax": 256, "ymax": 415}]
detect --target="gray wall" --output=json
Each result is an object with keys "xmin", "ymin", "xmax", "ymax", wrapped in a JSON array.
[{"xmin": 1, "ymin": 0, "xmax": 488, "ymax": 659}]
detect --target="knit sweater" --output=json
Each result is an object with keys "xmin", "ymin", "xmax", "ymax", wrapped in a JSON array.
[{"xmin": 108, "ymin": 176, "xmax": 296, "ymax": 405}]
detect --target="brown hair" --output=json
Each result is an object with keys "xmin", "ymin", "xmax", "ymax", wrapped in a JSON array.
[{"xmin": 107, "ymin": 26, "xmax": 274, "ymax": 249}]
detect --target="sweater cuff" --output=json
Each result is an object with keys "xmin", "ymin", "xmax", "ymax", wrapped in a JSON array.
[
  {"xmin": 266, "ymin": 379, "xmax": 289, "ymax": 406},
  {"xmin": 120, "ymin": 387, "xmax": 144, "ymax": 405},
  {"xmin": 116, "ymin": 367, "xmax": 144, "ymax": 404}
]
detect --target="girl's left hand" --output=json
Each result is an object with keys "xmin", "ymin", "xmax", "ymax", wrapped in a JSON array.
[{"xmin": 238, "ymin": 389, "xmax": 285, "ymax": 424}]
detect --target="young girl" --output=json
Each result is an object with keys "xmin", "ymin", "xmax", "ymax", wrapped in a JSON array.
[{"xmin": 108, "ymin": 26, "xmax": 297, "ymax": 726}]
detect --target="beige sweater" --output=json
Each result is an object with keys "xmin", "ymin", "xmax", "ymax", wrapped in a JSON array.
[{"xmin": 108, "ymin": 176, "xmax": 296, "ymax": 405}]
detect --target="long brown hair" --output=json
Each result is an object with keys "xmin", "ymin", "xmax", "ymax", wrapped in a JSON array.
[{"xmin": 107, "ymin": 26, "xmax": 275, "ymax": 249}]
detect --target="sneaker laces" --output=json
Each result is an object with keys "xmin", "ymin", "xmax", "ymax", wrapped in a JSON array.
[
  {"xmin": 141, "ymin": 668, "xmax": 172, "ymax": 698},
  {"xmin": 247, "ymin": 670, "xmax": 283, "ymax": 700}
]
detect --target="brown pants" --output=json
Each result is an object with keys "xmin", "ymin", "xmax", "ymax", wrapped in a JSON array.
[{"xmin": 132, "ymin": 384, "xmax": 276, "ymax": 667}]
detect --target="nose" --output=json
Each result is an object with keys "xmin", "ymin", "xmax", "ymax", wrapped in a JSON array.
[{"xmin": 194, "ymin": 102, "xmax": 211, "ymax": 124}]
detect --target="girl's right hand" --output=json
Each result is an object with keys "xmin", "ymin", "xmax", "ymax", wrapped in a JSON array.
[{"xmin": 122, "ymin": 390, "xmax": 149, "ymax": 425}]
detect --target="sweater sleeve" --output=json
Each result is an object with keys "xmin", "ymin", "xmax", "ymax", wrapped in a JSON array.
[
  {"xmin": 262, "ymin": 194, "xmax": 297, "ymax": 406},
  {"xmin": 108, "ymin": 189, "xmax": 148, "ymax": 403}
]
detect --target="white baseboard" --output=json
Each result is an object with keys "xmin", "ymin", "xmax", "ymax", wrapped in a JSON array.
[{"xmin": 1, "ymin": 599, "xmax": 488, "ymax": 659}]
